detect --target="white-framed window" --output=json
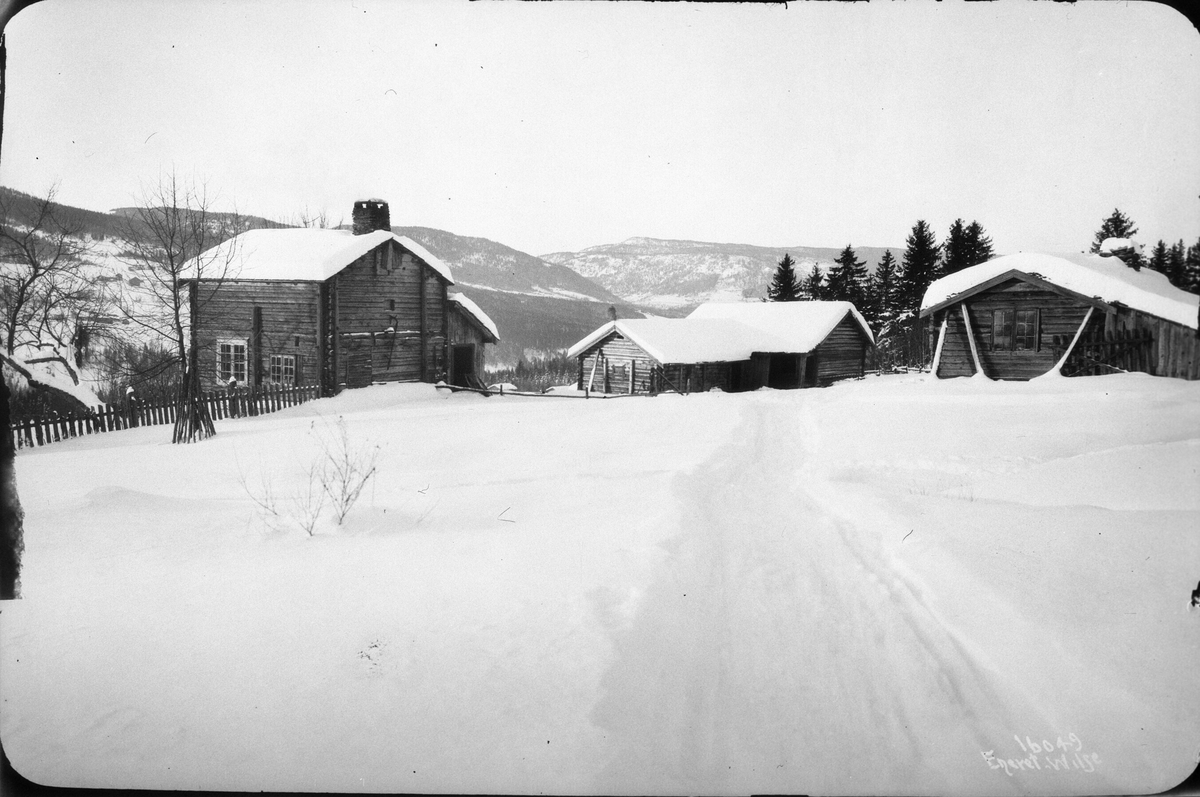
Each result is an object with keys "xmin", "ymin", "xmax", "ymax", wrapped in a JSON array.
[
  {"xmin": 218, "ymin": 339, "xmax": 248, "ymax": 383},
  {"xmin": 269, "ymin": 354, "xmax": 296, "ymax": 385}
]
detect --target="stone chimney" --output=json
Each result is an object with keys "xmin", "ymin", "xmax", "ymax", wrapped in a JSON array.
[{"xmin": 352, "ymin": 199, "xmax": 391, "ymax": 235}]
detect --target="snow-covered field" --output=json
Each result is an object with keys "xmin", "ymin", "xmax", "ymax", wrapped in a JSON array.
[{"xmin": 2, "ymin": 373, "xmax": 1198, "ymax": 795}]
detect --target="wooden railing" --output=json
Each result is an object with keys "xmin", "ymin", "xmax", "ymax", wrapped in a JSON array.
[
  {"xmin": 10, "ymin": 383, "xmax": 321, "ymax": 450},
  {"xmin": 1052, "ymin": 328, "xmax": 1155, "ymax": 377}
]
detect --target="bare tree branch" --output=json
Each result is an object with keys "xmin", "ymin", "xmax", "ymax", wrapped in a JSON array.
[{"xmin": 114, "ymin": 171, "xmax": 245, "ymax": 443}]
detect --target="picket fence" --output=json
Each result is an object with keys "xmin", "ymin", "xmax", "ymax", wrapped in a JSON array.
[{"xmin": 10, "ymin": 383, "xmax": 321, "ymax": 450}]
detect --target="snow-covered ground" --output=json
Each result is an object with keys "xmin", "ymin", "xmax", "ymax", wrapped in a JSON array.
[{"xmin": 2, "ymin": 373, "xmax": 1198, "ymax": 794}]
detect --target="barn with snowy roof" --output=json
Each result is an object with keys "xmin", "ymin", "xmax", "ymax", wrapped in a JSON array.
[
  {"xmin": 187, "ymin": 200, "xmax": 499, "ymax": 394},
  {"xmin": 920, "ymin": 249, "xmax": 1199, "ymax": 381},
  {"xmin": 567, "ymin": 301, "xmax": 874, "ymax": 394}
]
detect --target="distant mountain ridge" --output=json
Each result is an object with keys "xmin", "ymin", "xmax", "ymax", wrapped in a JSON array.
[
  {"xmin": 392, "ymin": 226, "xmax": 647, "ymax": 366},
  {"xmin": 542, "ymin": 237, "xmax": 898, "ymax": 311}
]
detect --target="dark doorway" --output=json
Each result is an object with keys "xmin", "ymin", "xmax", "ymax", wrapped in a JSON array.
[
  {"xmin": 729, "ymin": 361, "xmax": 745, "ymax": 392},
  {"xmin": 451, "ymin": 344, "xmax": 476, "ymax": 387},
  {"xmin": 767, "ymin": 354, "xmax": 800, "ymax": 389},
  {"xmin": 803, "ymin": 354, "xmax": 819, "ymax": 386}
]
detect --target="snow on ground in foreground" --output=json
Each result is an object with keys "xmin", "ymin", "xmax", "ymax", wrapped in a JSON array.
[{"xmin": 2, "ymin": 375, "xmax": 1199, "ymax": 795}]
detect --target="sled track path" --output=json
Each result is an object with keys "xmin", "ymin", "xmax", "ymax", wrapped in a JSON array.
[{"xmin": 590, "ymin": 397, "xmax": 1071, "ymax": 795}]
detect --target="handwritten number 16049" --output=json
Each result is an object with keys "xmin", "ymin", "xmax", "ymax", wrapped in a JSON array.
[{"xmin": 1015, "ymin": 734, "xmax": 1082, "ymax": 754}]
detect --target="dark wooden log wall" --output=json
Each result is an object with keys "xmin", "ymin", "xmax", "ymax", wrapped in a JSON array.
[
  {"xmin": 1108, "ymin": 308, "xmax": 1199, "ymax": 380},
  {"xmin": 932, "ymin": 277, "xmax": 1199, "ymax": 380},
  {"xmin": 576, "ymin": 332, "xmax": 658, "ymax": 394},
  {"xmin": 812, "ymin": 314, "xmax": 870, "ymax": 385},
  {"xmin": 332, "ymin": 241, "xmax": 450, "ymax": 385},
  {"xmin": 933, "ymin": 308, "xmax": 976, "ymax": 378},
  {"xmin": 193, "ymin": 280, "xmax": 321, "ymax": 389},
  {"xmin": 660, "ymin": 362, "xmax": 734, "ymax": 393},
  {"xmin": 966, "ymin": 282, "xmax": 1092, "ymax": 380}
]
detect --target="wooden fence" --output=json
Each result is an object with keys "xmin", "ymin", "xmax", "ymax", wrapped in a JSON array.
[
  {"xmin": 10, "ymin": 383, "xmax": 321, "ymax": 450},
  {"xmin": 1052, "ymin": 328, "xmax": 1155, "ymax": 377}
]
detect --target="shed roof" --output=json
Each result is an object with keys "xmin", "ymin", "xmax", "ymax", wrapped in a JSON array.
[
  {"xmin": 920, "ymin": 252, "xmax": 1198, "ymax": 330},
  {"xmin": 688, "ymin": 300, "xmax": 875, "ymax": 347},
  {"xmin": 449, "ymin": 292, "xmax": 500, "ymax": 343},
  {"xmin": 189, "ymin": 228, "xmax": 454, "ymax": 284},
  {"xmin": 567, "ymin": 301, "xmax": 872, "ymax": 364}
]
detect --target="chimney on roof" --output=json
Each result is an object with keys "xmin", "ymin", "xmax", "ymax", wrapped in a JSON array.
[{"xmin": 352, "ymin": 199, "xmax": 391, "ymax": 235}]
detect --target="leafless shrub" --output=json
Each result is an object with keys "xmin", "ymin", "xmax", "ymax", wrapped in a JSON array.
[{"xmin": 312, "ymin": 416, "xmax": 379, "ymax": 525}]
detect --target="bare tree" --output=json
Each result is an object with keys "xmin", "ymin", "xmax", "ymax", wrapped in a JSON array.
[
  {"xmin": 0, "ymin": 185, "xmax": 98, "ymax": 360},
  {"xmin": 116, "ymin": 171, "xmax": 243, "ymax": 443},
  {"xmin": 0, "ymin": 186, "xmax": 113, "ymax": 412}
]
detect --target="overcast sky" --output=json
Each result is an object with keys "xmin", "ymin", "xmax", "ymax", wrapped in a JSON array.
[{"xmin": 2, "ymin": 0, "xmax": 1198, "ymax": 257}]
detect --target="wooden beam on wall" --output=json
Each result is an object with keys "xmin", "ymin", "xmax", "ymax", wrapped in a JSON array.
[
  {"xmin": 960, "ymin": 303, "xmax": 985, "ymax": 377},
  {"xmin": 931, "ymin": 314, "xmax": 948, "ymax": 377},
  {"xmin": 1050, "ymin": 306, "xmax": 1094, "ymax": 375}
]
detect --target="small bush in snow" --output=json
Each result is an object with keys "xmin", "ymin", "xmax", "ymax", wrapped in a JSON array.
[
  {"xmin": 238, "ymin": 416, "xmax": 379, "ymax": 535},
  {"xmin": 311, "ymin": 416, "xmax": 379, "ymax": 526}
]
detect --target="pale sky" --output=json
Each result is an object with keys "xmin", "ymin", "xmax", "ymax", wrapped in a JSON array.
[{"xmin": 2, "ymin": 0, "xmax": 1198, "ymax": 258}]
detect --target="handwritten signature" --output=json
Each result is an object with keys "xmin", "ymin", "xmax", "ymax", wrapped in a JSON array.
[{"xmin": 981, "ymin": 734, "xmax": 1101, "ymax": 776}]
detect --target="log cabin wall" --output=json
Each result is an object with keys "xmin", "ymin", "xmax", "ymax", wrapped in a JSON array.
[
  {"xmin": 812, "ymin": 314, "xmax": 870, "ymax": 385},
  {"xmin": 331, "ymin": 241, "xmax": 449, "ymax": 386},
  {"xmin": 576, "ymin": 332, "xmax": 658, "ymax": 394},
  {"xmin": 660, "ymin": 362, "xmax": 734, "ymax": 393},
  {"xmin": 424, "ymin": 270, "xmax": 449, "ymax": 381},
  {"xmin": 966, "ymin": 281, "xmax": 1092, "ymax": 380},
  {"xmin": 932, "ymin": 308, "xmax": 976, "ymax": 378},
  {"xmin": 193, "ymin": 280, "xmax": 321, "ymax": 390},
  {"xmin": 931, "ymin": 277, "xmax": 1199, "ymax": 380},
  {"xmin": 1105, "ymin": 308, "xmax": 1199, "ymax": 380}
]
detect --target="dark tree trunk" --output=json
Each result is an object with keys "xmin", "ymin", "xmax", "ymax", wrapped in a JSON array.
[
  {"xmin": 172, "ymin": 282, "xmax": 215, "ymax": 444},
  {"xmin": 1, "ymin": 376, "xmax": 25, "ymax": 599}
]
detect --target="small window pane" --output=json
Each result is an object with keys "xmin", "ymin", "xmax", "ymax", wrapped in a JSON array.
[
  {"xmin": 269, "ymin": 354, "xmax": 296, "ymax": 385},
  {"xmin": 219, "ymin": 341, "xmax": 247, "ymax": 383},
  {"xmin": 1015, "ymin": 309, "xmax": 1038, "ymax": 351},
  {"xmin": 992, "ymin": 309, "xmax": 1014, "ymax": 350}
]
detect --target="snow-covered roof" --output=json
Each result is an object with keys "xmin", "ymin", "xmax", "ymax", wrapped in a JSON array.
[
  {"xmin": 920, "ymin": 252, "xmax": 1198, "ymax": 330},
  {"xmin": 449, "ymin": 292, "xmax": 500, "ymax": 343},
  {"xmin": 189, "ymin": 228, "xmax": 454, "ymax": 284},
  {"xmin": 688, "ymin": 300, "xmax": 875, "ymax": 347},
  {"xmin": 567, "ymin": 301, "xmax": 873, "ymax": 363},
  {"xmin": 566, "ymin": 318, "xmax": 785, "ymax": 363}
]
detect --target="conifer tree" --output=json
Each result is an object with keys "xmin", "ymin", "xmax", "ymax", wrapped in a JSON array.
[
  {"xmin": 800, "ymin": 264, "xmax": 825, "ymax": 301},
  {"xmin": 899, "ymin": 220, "xmax": 941, "ymax": 316},
  {"xmin": 940, "ymin": 219, "xmax": 968, "ymax": 277},
  {"xmin": 825, "ymin": 244, "xmax": 869, "ymax": 307},
  {"xmin": 1167, "ymin": 240, "xmax": 1187, "ymax": 289},
  {"xmin": 1186, "ymin": 238, "xmax": 1200, "ymax": 294},
  {"xmin": 767, "ymin": 252, "xmax": 801, "ymax": 302},
  {"xmin": 1148, "ymin": 240, "xmax": 1169, "ymax": 275},
  {"xmin": 963, "ymin": 221, "xmax": 994, "ymax": 267},
  {"xmin": 1090, "ymin": 208, "xmax": 1143, "ymax": 269},
  {"xmin": 866, "ymin": 249, "xmax": 899, "ymax": 329},
  {"xmin": 1090, "ymin": 208, "xmax": 1139, "ymax": 252}
]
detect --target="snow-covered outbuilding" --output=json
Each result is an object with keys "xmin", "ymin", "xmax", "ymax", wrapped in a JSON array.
[
  {"xmin": 187, "ymin": 200, "xmax": 498, "ymax": 394},
  {"xmin": 447, "ymin": 292, "xmax": 500, "ymax": 389},
  {"xmin": 920, "ymin": 251, "xmax": 1199, "ymax": 380},
  {"xmin": 567, "ymin": 301, "xmax": 874, "ymax": 393}
]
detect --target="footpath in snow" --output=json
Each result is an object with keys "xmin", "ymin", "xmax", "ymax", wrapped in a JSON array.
[{"xmin": 2, "ymin": 374, "xmax": 1198, "ymax": 795}]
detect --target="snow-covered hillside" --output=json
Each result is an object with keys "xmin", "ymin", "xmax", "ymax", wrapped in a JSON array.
[
  {"xmin": 3, "ymin": 374, "xmax": 1198, "ymax": 794},
  {"xmin": 543, "ymin": 237, "xmax": 897, "ymax": 310}
]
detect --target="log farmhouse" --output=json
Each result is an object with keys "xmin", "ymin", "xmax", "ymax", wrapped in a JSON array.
[
  {"xmin": 568, "ymin": 301, "xmax": 874, "ymax": 394},
  {"xmin": 187, "ymin": 200, "xmax": 499, "ymax": 395},
  {"xmin": 921, "ymin": 250, "xmax": 1199, "ymax": 380}
]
